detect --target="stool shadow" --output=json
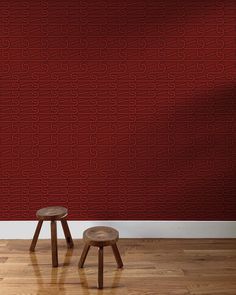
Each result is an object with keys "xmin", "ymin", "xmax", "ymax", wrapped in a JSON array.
[
  {"xmin": 78, "ymin": 267, "xmax": 123, "ymax": 293},
  {"xmin": 29, "ymin": 247, "xmax": 75, "ymax": 294},
  {"xmin": 29, "ymin": 247, "xmax": 123, "ymax": 293}
]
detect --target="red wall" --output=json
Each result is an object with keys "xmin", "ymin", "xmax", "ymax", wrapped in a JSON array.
[{"xmin": 0, "ymin": 1, "xmax": 236, "ymax": 220}]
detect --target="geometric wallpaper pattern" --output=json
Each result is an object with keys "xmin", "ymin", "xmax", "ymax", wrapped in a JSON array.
[{"xmin": 0, "ymin": 0, "xmax": 236, "ymax": 220}]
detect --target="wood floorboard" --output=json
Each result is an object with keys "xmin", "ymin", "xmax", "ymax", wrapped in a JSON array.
[{"xmin": 0, "ymin": 239, "xmax": 235, "ymax": 294}]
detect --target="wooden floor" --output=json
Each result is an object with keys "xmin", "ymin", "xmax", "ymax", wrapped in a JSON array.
[{"xmin": 0, "ymin": 239, "xmax": 236, "ymax": 294}]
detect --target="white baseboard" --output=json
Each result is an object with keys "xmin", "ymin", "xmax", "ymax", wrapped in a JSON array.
[{"xmin": 0, "ymin": 221, "xmax": 235, "ymax": 239}]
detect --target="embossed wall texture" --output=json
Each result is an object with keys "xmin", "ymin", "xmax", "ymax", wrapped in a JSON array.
[{"xmin": 0, "ymin": 1, "xmax": 236, "ymax": 220}]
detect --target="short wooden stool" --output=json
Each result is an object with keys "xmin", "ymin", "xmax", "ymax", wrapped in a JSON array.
[
  {"xmin": 29, "ymin": 206, "xmax": 74, "ymax": 267},
  {"xmin": 78, "ymin": 226, "xmax": 123, "ymax": 289}
]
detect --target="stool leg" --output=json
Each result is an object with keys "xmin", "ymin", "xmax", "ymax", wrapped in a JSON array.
[
  {"xmin": 61, "ymin": 219, "xmax": 74, "ymax": 248},
  {"xmin": 112, "ymin": 243, "xmax": 123, "ymax": 268},
  {"xmin": 98, "ymin": 247, "xmax": 104, "ymax": 289},
  {"xmin": 29, "ymin": 220, "xmax": 43, "ymax": 252},
  {"xmin": 51, "ymin": 220, "xmax": 58, "ymax": 267},
  {"xmin": 78, "ymin": 244, "xmax": 90, "ymax": 268}
]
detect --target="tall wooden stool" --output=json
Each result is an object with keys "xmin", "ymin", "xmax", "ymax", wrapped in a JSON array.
[
  {"xmin": 29, "ymin": 206, "xmax": 74, "ymax": 267},
  {"xmin": 78, "ymin": 226, "xmax": 123, "ymax": 289}
]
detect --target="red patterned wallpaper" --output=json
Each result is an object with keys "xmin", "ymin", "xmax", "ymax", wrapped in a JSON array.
[{"xmin": 0, "ymin": 1, "xmax": 236, "ymax": 220}]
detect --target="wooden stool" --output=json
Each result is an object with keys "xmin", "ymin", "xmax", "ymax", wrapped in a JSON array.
[
  {"xmin": 78, "ymin": 226, "xmax": 123, "ymax": 289},
  {"xmin": 29, "ymin": 206, "xmax": 74, "ymax": 267}
]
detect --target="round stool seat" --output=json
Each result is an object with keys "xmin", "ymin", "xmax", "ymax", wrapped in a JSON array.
[
  {"xmin": 36, "ymin": 206, "xmax": 68, "ymax": 220},
  {"xmin": 83, "ymin": 226, "xmax": 119, "ymax": 247}
]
